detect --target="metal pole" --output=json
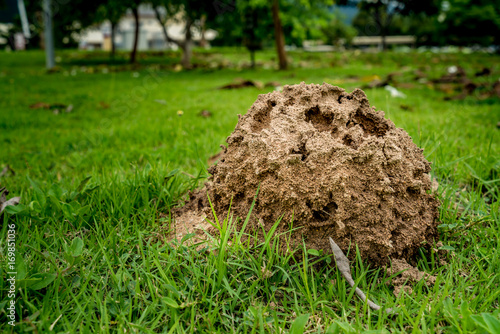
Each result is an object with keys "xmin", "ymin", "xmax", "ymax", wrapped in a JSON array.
[
  {"xmin": 17, "ymin": 0, "xmax": 31, "ymax": 39},
  {"xmin": 43, "ymin": 0, "xmax": 55, "ymax": 69}
]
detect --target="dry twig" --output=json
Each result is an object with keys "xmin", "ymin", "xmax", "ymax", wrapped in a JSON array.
[{"xmin": 329, "ymin": 237, "xmax": 396, "ymax": 314}]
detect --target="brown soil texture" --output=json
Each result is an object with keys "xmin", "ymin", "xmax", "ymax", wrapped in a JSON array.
[
  {"xmin": 181, "ymin": 83, "xmax": 440, "ymax": 266},
  {"xmin": 386, "ymin": 259, "xmax": 437, "ymax": 296}
]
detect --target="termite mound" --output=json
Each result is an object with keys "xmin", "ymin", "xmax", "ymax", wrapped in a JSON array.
[{"xmin": 176, "ymin": 83, "xmax": 439, "ymax": 266}]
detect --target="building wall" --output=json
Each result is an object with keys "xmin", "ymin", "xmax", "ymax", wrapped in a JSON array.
[{"xmin": 79, "ymin": 5, "xmax": 216, "ymax": 51}]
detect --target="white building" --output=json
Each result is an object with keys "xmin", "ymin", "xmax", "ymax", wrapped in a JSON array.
[{"xmin": 79, "ymin": 4, "xmax": 216, "ymax": 51}]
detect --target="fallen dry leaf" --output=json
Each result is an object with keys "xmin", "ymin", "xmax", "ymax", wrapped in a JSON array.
[
  {"xmin": 219, "ymin": 79, "xmax": 264, "ymax": 90},
  {"xmin": 432, "ymin": 66, "xmax": 468, "ymax": 84},
  {"xmin": 29, "ymin": 102, "xmax": 51, "ymax": 109},
  {"xmin": 443, "ymin": 81, "xmax": 478, "ymax": 101},
  {"xmin": 99, "ymin": 101, "xmax": 110, "ymax": 109},
  {"xmin": 436, "ymin": 83, "xmax": 456, "ymax": 94},
  {"xmin": 0, "ymin": 187, "xmax": 21, "ymax": 214},
  {"xmin": 0, "ymin": 165, "xmax": 15, "ymax": 178},
  {"xmin": 362, "ymin": 72, "xmax": 400, "ymax": 89},
  {"xmin": 413, "ymin": 69, "xmax": 427, "ymax": 81},
  {"xmin": 475, "ymin": 67, "xmax": 491, "ymax": 77},
  {"xmin": 492, "ymin": 81, "xmax": 500, "ymax": 98},
  {"xmin": 399, "ymin": 104, "xmax": 413, "ymax": 112},
  {"xmin": 265, "ymin": 81, "xmax": 281, "ymax": 88},
  {"xmin": 396, "ymin": 83, "xmax": 416, "ymax": 89},
  {"xmin": 198, "ymin": 110, "xmax": 212, "ymax": 118},
  {"xmin": 30, "ymin": 102, "xmax": 68, "ymax": 110}
]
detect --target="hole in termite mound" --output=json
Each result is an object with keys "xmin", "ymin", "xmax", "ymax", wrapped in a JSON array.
[
  {"xmin": 305, "ymin": 106, "xmax": 334, "ymax": 132},
  {"xmin": 312, "ymin": 202, "xmax": 338, "ymax": 222},
  {"xmin": 291, "ymin": 141, "xmax": 309, "ymax": 161}
]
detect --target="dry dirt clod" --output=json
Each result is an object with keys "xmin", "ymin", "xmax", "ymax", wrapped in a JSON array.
[
  {"xmin": 386, "ymin": 258, "xmax": 436, "ymax": 297},
  {"xmin": 431, "ymin": 178, "xmax": 439, "ymax": 193},
  {"xmin": 192, "ymin": 82, "xmax": 439, "ymax": 266}
]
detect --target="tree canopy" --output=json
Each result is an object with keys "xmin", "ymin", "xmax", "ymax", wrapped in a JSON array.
[
  {"xmin": 4, "ymin": 0, "xmax": 499, "ymax": 64},
  {"xmin": 432, "ymin": 0, "xmax": 500, "ymax": 46},
  {"xmin": 340, "ymin": 0, "xmax": 441, "ymax": 49}
]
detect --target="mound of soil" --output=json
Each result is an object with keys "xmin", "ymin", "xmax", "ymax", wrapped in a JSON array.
[{"xmin": 177, "ymin": 83, "xmax": 439, "ymax": 266}]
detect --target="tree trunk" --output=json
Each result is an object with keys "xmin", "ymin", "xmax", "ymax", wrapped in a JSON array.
[
  {"xmin": 180, "ymin": 42, "xmax": 192, "ymax": 68},
  {"xmin": 110, "ymin": 21, "xmax": 116, "ymax": 59},
  {"xmin": 250, "ymin": 49, "xmax": 255, "ymax": 69},
  {"xmin": 199, "ymin": 15, "xmax": 208, "ymax": 48},
  {"xmin": 130, "ymin": 7, "xmax": 139, "ymax": 64},
  {"xmin": 383, "ymin": 11, "xmax": 395, "ymax": 51},
  {"xmin": 271, "ymin": 0, "xmax": 287, "ymax": 70},
  {"xmin": 374, "ymin": 6, "xmax": 392, "ymax": 51},
  {"xmin": 380, "ymin": 8, "xmax": 387, "ymax": 51},
  {"xmin": 7, "ymin": 33, "xmax": 16, "ymax": 50},
  {"xmin": 154, "ymin": 7, "xmax": 170, "ymax": 48},
  {"xmin": 153, "ymin": 6, "xmax": 192, "ymax": 68},
  {"xmin": 43, "ymin": 0, "xmax": 55, "ymax": 69},
  {"xmin": 181, "ymin": 19, "xmax": 193, "ymax": 69},
  {"xmin": 381, "ymin": 33, "xmax": 387, "ymax": 51}
]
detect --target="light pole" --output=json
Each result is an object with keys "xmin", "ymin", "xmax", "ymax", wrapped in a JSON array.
[
  {"xmin": 43, "ymin": 0, "xmax": 55, "ymax": 69},
  {"xmin": 17, "ymin": 0, "xmax": 31, "ymax": 39}
]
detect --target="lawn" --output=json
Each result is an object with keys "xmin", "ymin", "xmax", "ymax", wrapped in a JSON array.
[{"xmin": 0, "ymin": 48, "xmax": 499, "ymax": 333}]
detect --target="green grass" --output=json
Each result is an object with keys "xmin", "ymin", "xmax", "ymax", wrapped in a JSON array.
[{"xmin": 0, "ymin": 48, "xmax": 499, "ymax": 333}]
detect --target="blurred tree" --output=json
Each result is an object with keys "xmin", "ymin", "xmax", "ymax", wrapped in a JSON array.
[
  {"xmin": 271, "ymin": 0, "xmax": 334, "ymax": 69},
  {"xmin": 210, "ymin": 0, "xmax": 333, "ymax": 70},
  {"xmin": 429, "ymin": 0, "xmax": 500, "ymax": 47},
  {"xmin": 20, "ymin": 0, "xmax": 105, "ymax": 48},
  {"xmin": 51, "ymin": 0, "xmax": 107, "ymax": 48},
  {"xmin": 96, "ymin": 0, "xmax": 129, "ymax": 59},
  {"xmin": 271, "ymin": 0, "xmax": 287, "ymax": 69},
  {"xmin": 352, "ymin": 7, "xmax": 413, "ymax": 36},
  {"xmin": 95, "ymin": 0, "xmax": 142, "ymax": 64},
  {"xmin": 209, "ymin": 0, "xmax": 273, "ymax": 68},
  {"xmin": 129, "ymin": 0, "xmax": 141, "ymax": 64},
  {"xmin": 209, "ymin": 1, "xmax": 243, "ymax": 47},
  {"xmin": 242, "ymin": 5, "xmax": 272, "ymax": 68},
  {"xmin": 340, "ymin": 0, "xmax": 441, "ymax": 50},
  {"xmin": 0, "ymin": 0, "xmax": 15, "ymax": 49},
  {"xmin": 280, "ymin": 0, "xmax": 332, "ymax": 46},
  {"xmin": 150, "ymin": 0, "xmax": 218, "ymax": 69},
  {"xmin": 321, "ymin": 10, "xmax": 357, "ymax": 47}
]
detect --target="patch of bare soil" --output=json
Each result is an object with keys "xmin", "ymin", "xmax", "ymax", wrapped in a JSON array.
[
  {"xmin": 386, "ymin": 258, "xmax": 437, "ymax": 296},
  {"xmin": 170, "ymin": 189, "xmax": 210, "ymax": 246},
  {"xmin": 174, "ymin": 83, "xmax": 440, "ymax": 266}
]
